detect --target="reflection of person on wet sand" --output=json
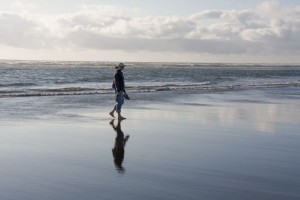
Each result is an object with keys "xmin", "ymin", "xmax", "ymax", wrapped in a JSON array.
[{"xmin": 110, "ymin": 119, "xmax": 129, "ymax": 173}]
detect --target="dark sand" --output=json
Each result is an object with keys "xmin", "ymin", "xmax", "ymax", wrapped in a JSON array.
[{"xmin": 0, "ymin": 89, "xmax": 299, "ymax": 200}]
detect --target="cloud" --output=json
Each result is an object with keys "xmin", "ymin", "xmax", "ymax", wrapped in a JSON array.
[
  {"xmin": 10, "ymin": 0, "xmax": 38, "ymax": 12},
  {"xmin": 189, "ymin": 10, "xmax": 224, "ymax": 20},
  {"xmin": 0, "ymin": 12, "xmax": 52, "ymax": 48},
  {"xmin": 0, "ymin": 1, "xmax": 299, "ymax": 55}
]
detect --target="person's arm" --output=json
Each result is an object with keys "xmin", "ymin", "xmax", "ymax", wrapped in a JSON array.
[
  {"xmin": 114, "ymin": 73, "xmax": 122, "ymax": 93},
  {"xmin": 123, "ymin": 81, "xmax": 126, "ymax": 94}
]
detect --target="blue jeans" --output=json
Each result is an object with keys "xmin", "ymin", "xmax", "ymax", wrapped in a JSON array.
[{"xmin": 115, "ymin": 91, "xmax": 124, "ymax": 113}]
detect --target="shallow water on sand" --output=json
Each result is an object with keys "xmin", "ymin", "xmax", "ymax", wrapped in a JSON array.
[{"xmin": 0, "ymin": 88, "xmax": 299, "ymax": 200}]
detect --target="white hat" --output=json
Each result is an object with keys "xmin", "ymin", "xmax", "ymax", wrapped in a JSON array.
[{"xmin": 118, "ymin": 63, "xmax": 126, "ymax": 67}]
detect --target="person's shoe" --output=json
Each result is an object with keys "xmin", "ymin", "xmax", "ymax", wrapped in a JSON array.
[
  {"xmin": 109, "ymin": 111, "xmax": 115, "ymax": 118},
  {"xmin": 118, "ymin": 116, "xmax": 126, "ymax": 120}
]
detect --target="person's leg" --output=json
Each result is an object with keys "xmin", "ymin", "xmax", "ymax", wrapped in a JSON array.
[
  {"xmin": 109, "ymin": 106, "xmax": 116, "ymax": 118},
  {"xmin": 117, "ymin": 112, "xmax": 126, "ymax": 120},
  {"xmin": 116, "ymin": 91, "xmax": 126, "ymax": 120}
]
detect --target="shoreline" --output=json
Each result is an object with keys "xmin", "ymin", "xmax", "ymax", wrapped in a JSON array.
[{"xmin": 2, "ymin": 87, "xmax": 299, "ymax": 123}]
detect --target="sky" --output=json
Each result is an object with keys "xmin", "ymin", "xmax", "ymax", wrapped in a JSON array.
[{"xmin": 0, "ymin": 0, "xmax": 299, "ymax": 63}]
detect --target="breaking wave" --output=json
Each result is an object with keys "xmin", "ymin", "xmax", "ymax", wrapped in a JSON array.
[{"xmin": 1, "ymin": 80, "xmax": 298, "ymax": 98}]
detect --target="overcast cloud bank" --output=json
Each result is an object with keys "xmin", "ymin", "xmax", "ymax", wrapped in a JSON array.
[{"xmin": 0, "ymin": 1, "xmax": 299, "ymax": 56}]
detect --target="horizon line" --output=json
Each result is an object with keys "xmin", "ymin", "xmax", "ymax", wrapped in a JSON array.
[{"xmin": 1, "ymin": 58, "xmax": 300, "ymax": 65}]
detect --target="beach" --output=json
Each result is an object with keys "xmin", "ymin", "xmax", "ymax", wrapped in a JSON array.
[
  {"xmin": 0, "ymin": 87, "xmax": 299, "ymax": 200},
  {"xmin": 1, "ymin": 0, "xmax": 300, "ymax": 198}
]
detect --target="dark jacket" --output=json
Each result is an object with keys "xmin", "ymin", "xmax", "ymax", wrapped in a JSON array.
[{"xmin": 113, "ymin": 70, "xmax": 125, "ymax": 93}]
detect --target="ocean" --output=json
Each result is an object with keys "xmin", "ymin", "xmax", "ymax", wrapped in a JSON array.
[{"xmin": 1, "ymin": 60, "xmax": 299, "ymax": 98}]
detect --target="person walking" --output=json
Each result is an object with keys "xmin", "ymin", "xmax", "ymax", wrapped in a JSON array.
[{"xmin": 109, "ymin": 63, "xmax": 129, "ymax": 120}]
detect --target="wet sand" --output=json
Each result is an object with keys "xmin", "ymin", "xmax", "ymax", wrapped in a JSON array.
[{"xmin": 0, "ymin": 89, "xmax": 299, "ymax": 200}]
